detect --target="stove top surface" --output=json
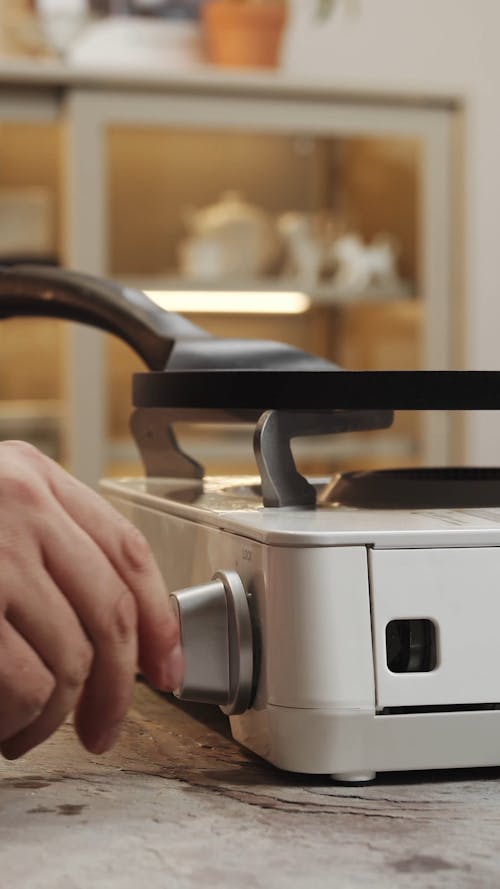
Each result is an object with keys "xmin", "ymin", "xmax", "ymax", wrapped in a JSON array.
[{"xmin": 101, "ymin": 473, "xmax": 500, "ymax": 548}]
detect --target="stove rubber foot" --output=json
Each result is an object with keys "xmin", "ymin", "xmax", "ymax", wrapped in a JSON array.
[{"xmin": 330, "ymin": 771, "xmax": 376, "ymax": 785}]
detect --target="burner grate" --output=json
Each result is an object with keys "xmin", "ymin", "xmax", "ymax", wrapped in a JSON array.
[{"xmin": 323, "ymin": 467, "xmax": 500, "ymax": 509}]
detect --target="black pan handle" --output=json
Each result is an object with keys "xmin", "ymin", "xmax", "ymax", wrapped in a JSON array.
[
  {"xmin": 0, "ymin": 264, "xmax": 339, "ymax": 374},
  {"xmin": 0, "ymin": 265, "xmax": 209, "ymax": 370}
]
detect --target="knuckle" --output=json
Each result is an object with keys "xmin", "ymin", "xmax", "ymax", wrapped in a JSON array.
[
  {"xmin": 60, "ymin": 642, "xmax": 93, "ymax": 692},
  {"xmin": 20, "ymin": 673, "xmax": 56, "ymax": 721},
  {"xmin": 120, "ymin": 524, "xmax": 153, "ymax": 573},
  {"xmin": 0, "ymin": 524, "xmax": 23, "ymax": 561},
  {"xmin": 0, "ymin": 473, "xmax": 44, "ymax": 510},
  {"xmin": 104, "ymin": 589, "xmax": 137, "ymax": 645},
  {"xmin": 2, "ymin": 440, "xmax": 48, "ymax": 472},
  {"xmin": 3, "ymin": 440, "xmax": 40, "ymax": 460}
]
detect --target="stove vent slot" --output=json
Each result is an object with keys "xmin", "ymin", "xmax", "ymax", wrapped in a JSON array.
[{"xmin": 379, "ymin": 703, "xmax": 500, "ymax": 715}]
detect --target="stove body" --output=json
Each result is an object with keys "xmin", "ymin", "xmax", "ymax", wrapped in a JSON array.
[{"xmin": 102, "ymin": 475, "xmax": 500, "ymax": 782}]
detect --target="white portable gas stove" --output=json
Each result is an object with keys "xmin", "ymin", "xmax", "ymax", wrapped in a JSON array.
[
  {"xmin": 3, "ymin": 265, "xmax": 500, "ymax": 783},
  {"xmin": 102, "ymin": 466, "xmax": 500, "ymax": 784}
]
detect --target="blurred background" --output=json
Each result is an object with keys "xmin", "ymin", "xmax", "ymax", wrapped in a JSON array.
[{"xmin": 0, "ymin": 0, "xmax": 494, "ymax": 487}]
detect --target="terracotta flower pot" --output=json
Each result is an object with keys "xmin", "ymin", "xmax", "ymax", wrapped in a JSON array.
[{"xmin": 202, "ymin": 1, "xmax": 288, "ymax": 69}]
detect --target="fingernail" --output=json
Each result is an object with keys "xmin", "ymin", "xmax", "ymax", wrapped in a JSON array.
[
  {"xmin": 0, "ymin": 743, "xmax": 23, "ymax": 761},
  {"xmin": 163, "ymin": 644, "xmax": 184, "ymax": 693},
  {"xmin": 91, "ymin": 722, "xmax": 122, "ymax": 755}
]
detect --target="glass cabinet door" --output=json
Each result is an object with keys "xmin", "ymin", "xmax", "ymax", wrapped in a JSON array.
[{"xmin": 104, "ymin": 124, "xmax": 423, "ymax": 478}]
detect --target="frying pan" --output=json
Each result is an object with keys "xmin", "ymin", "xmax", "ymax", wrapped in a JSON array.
[
  {"xmin": 2, "ymin": 264, "xmax": 500, "ymax": 509},
  {"xmin": 0, "ymin": 264, "xmax": 499, "ymax": 412}
]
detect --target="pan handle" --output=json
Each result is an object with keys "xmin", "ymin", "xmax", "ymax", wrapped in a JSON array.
[{"xmin": 0, "ymin": 265, "xmax": 209, "ymax": 370}]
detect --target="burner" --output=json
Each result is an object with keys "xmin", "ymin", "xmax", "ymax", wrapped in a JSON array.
[{"xmin": 323, "ymin": 467, "xmax": 500, "ymax": 509}]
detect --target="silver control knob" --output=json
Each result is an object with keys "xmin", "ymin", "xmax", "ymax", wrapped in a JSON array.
[{"xmin": 169, "ymin": 569, "xmax": 254, "ymax": 715}]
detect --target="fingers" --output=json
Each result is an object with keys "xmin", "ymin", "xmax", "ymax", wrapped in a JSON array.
[
  {"xmin": 0, "ymin": 505, "xmax": 140, "ymax": 758},
  {"xmin": 0, "ymin": 441, "xmax": 184, "ymax": 759},
  {"xmin": 41, "ymin": 454, "xmax": 183, "ymax": 690},
  {"xmin": 1, "ymin": 563, "xmax": 93, "ymax": 759},
  {"xmin": 35, "ymin": 510, "xmax": 139, "ymax": 754},
  {"xmin": 0, "ymin": 617, "xmax": 55, "ymax": 746}
]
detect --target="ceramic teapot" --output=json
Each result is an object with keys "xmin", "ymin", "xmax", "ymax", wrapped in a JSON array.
[{"xmin": 178, "ymin": 190, "xmax": 280, "ymax": 281}]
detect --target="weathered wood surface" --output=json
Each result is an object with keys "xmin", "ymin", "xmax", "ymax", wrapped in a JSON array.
[{"xmin": 1, "ymin": 682, "xmax": 500, "ymax": 888}]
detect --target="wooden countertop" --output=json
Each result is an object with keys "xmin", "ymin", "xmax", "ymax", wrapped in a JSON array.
[{"xmin": 0, "ymin": 680, "xmax": 499, "ymax": 887}]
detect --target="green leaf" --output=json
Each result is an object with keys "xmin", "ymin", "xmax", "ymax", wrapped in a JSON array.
[{"xmin": 317, "ymin": 0, "xmax": 336, "ymax": 21}]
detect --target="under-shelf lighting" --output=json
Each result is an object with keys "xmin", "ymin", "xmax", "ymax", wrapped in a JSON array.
[{"xmin": 144, "ymin": 290, "xmax": 311, "ymax": 315}]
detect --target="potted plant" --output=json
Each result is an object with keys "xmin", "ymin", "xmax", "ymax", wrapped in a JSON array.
[
  {"xmin": 201, "ymin": 0, "xmax": 287, "ymax": 69},
  {"xmin": 201, "ymin": 0, "xmax": 336, "ymax": 69}
]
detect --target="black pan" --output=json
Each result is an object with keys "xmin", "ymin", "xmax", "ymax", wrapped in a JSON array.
[{"xmin": 0, "ymin": 265, "xmax": 499, "ymax": 412}]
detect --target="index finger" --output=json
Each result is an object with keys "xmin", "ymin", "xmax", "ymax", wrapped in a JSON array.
[{"xmin": 37, "ymin": 450, "xmax": 184, "ymax": 692}]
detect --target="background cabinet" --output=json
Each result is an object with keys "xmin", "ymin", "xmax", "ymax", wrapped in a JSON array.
[{"xmin": 0, "ymin": 63, "xmax": 457, "ymax": 484}]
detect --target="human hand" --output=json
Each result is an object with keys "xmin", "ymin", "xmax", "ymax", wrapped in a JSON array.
[{"xmin": 0, "ymin": 440, "xmax": 183, "ymax": 759}]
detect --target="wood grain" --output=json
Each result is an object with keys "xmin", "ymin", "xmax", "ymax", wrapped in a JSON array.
[{"xmin": 1, "ymin": 681, "xmax": 499, "ymax": 888}]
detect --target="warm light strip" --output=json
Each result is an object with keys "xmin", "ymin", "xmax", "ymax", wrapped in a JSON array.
[{"xmin": 144, "ymin": 290, "xmax": 311, "ymax": 315}]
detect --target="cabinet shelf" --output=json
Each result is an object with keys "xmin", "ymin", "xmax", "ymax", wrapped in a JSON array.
[{"xmin": 120, "ymin": 273, "xmax": 413, "ymax": 311}]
